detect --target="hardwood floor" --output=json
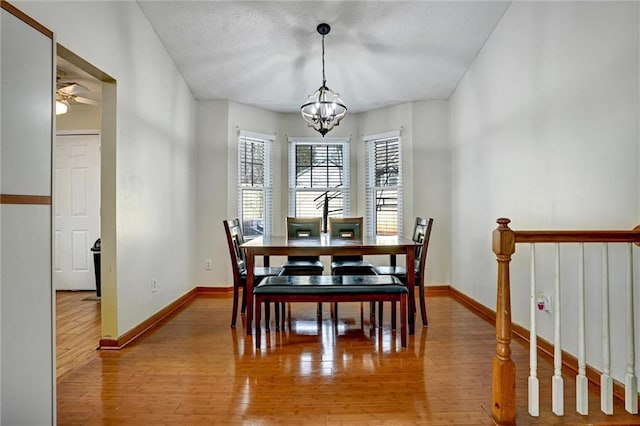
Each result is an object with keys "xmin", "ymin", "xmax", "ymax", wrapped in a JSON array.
[
  {"xmin": 56, "ymin": 291, "xmax": 101, "ymax": 378},
  {"xmin": 56, "ymin": 292, "xmax": 640, "ymax": 425}
]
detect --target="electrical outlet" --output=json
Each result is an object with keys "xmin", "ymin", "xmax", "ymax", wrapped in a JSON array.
[
  {"xmin": 152, "ymin": 278, "xmax": 158, "ymax": 293},
  {"xmin": 536, "ymin": 294, "xmax": 551, "ymax": 313},
  {"xmin": 204, "ymin": 259, "xmax": 212, "ymax": 270}
]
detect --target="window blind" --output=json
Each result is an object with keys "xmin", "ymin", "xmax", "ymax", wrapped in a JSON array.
[
  {"xmin": 238, "ymin": 131, "xmax": 273, "ymax": 237},
  {"xmin": 288, "ymin": 138, "xmax": 350, "ymax": 219},
  {"xmin": 364, "ymin": 132, "xmax": 403, "ymax": 236}
]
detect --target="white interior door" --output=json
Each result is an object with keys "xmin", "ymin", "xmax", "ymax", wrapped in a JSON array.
[{"xmin": 54, "ymin": 132, "xmax": 101, "ymax": 290}]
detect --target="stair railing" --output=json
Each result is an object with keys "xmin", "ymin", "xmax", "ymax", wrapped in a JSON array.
[{"xmin": 492, "ymin": 217, "xmax": 640, "ymax": 424}]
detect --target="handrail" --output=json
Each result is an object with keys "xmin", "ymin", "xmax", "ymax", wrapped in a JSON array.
[
  {"xmin": 514, "ymin": 229, "xmax": 640, "ymax": 244},
  {"xmin": 491, "ymin": 218, "xmax": 640, "ymax": 424}
]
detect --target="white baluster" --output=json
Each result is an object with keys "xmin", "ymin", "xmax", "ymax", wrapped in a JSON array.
[
  {"xmin": 552, "ymin": 243, "xmax": 564, "ymax": 416},
  {"xmin": 528, "ymin": 243, "xmax": 539, "ymax": 416},
  {"xmin": 601, "ymin": 243, "xmax": 613, "ymax": 415},
  {"xmin": 576, "ymin": 243, "xmax": 588, "ymax": 415},
  {"xmin": 625, "ymin": 243, "xmax": 638, "ymax": 414}
]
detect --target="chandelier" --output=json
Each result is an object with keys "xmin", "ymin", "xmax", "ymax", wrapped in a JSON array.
[{"xmin": 300, "ymin": 23, "xmax": 347, "ymax": 137}]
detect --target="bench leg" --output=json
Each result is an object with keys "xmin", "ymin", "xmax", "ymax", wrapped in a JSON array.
[
  {"xmin": 400, "ymin": 294, "xmax": 407, "ymax": 348},
  {"xmin": 265, "ymin": 301, "xmax": 271, "ymax": 332},
  {"xmin": 391, "ymin": 301, "xmax": 397, "ymax": 331},
  {"xmin": 255, "ymin": 297, "xmax": 262, "ymax": 349},
  {"xmin": 369, "ymin": 302, "xmax": 376, "ymax": 330}
]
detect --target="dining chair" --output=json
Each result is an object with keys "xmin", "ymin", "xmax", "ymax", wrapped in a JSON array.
[
  {"xmin": 280, "ymin": 217, "xmax": 325, "ymax": 320},
  {"xmin": 223, "ymin": 219, "xmax": 283, "ymax": 328},
  {"xmin": 328, "ymin": 217, "xmax": 377, "ymax": 325},
  {"xmin": 374, "ymin": 217, "xmax": 434, "ymax": 327},
  {"xmin": 329, "ymin": 217, "xmax": 376, "ymax": 275},
  {"xmin": 280, "ymin": 217, "xmax": 325, "ymax": 275}
]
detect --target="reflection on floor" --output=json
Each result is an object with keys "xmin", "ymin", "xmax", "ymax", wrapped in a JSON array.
[{"xmin": 56, "ymin": 293, "xmax": 640, "ymax": 425}]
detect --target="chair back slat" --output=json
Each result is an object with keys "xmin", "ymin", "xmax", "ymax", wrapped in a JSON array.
[
  {"xmin": 414, "ymin": 217, "xmax": 434, "ymax": 276},
  {"xmin": 411, "ymin": 217, "xmax": 425, "ymax": 243},
  {"xmin": 223, "ymin": 219, "xmax": 247, "ymax": 281}
]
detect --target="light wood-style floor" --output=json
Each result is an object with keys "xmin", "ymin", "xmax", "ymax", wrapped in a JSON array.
[
  {"xmin": 56, "ymin": 291, "xmax": 101, "ymax": 378},
  {"xmin": 56, "ymin": 291, "xmax": 640, "ymax": 425}
]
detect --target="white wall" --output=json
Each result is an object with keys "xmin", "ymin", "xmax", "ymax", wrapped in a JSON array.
[
  {"xmin": 358, "ymin": 102, "xmax": 451, "ymax": 284},
  {"xmin": 16, "ymin": 1, "xmax": 199, "ymax": 337},
  {"xmin": 56, "ymin": 104, "xmax": 100, "ymax": 131},
  {"xmin": 195, "ymin": 101, "xmax": 284, "ymax": 287},
  {"xmin": 196, "ymin": 101, "xmax": 229, "ymax": 287},
  {"xmin": 411, "ymin": 101, "xmax": 451, "ymax": 285},
  {"xmin": 450, "ymin": 1, "xmax": 639, "ymax": 383}
]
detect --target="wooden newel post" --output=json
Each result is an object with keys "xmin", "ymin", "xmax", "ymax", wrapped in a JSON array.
[{"xmin": 492, "ymin": 218, "xmax": 516, "ymax": 424}]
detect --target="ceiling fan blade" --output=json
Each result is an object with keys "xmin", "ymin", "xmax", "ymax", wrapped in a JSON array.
[
  {"xmin": 74, "ymin": 96, "xmax": 100, "ymax": 106},
  {"xmin": 58, "ymin": 83, "xmax": 89, "ymax": 96}
]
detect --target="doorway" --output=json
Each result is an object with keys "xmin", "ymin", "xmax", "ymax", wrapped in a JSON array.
[{"xmin": 54, "ymin": 44, "xmax": 116, "ymax": 376}]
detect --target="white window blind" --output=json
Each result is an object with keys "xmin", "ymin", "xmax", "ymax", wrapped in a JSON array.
[
  {"xmin": 364, "ymin": 132, "xmax": 403, "ymax": 236},
  {"xmin": 288, "ymin": 138, "xmax": 350, "ymax": 220},
  {"xmin": 238, "ymin": 131, "xmax": 273, "ymax": 237}
]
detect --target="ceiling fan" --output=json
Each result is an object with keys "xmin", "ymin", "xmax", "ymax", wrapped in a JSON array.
[{"xmin": 56, "ymin": 82, "xmax": 100, "ymax": 115}]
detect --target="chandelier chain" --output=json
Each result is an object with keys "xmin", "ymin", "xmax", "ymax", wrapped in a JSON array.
[{"xmin": 322, "ymin": 34, "xmax": 326, "ymax": 87}]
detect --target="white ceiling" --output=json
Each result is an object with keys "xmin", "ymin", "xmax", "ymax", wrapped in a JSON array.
[{"xmin": 137, "ymin": 1, "xmax": 510, "ymax": 113}]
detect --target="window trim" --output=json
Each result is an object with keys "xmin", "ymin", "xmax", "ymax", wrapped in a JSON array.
[
  {"xmin": 237, "ymin": 130, "xmax": 274, "ymax": 238},
  {"xmin": 364, "ymin": 131, "xmax": 403, "ymax": 237},
  {"xmin": 287, "ymin": 136, "xmax": 351, "ymax": 219}
]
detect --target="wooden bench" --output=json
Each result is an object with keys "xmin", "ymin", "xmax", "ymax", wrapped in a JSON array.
[{"xmin": 254, "ymin": 275, "xmax": 408, "ymax": 349}]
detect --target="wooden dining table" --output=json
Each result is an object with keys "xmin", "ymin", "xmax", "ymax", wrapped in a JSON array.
[{"xmin": 241, "ymin": 234, "xmax": 421, "ymax": 336}]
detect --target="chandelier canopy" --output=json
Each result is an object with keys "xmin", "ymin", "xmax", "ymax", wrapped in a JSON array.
[{"xmin": 300, "ymin": 23, "xmax": 347, "ymax": 137}]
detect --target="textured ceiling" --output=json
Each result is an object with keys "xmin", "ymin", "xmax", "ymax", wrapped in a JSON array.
[{"xmin": 137, "ymin": 1, "xmax": 510, "ymax": 113}]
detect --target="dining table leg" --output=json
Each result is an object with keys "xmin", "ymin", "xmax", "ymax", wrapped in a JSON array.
[{"xmin": 246, "ymin": 249, "xmax": 255, "ymax": 336}]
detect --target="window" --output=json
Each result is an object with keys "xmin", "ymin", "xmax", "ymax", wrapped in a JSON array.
[
  {"xmin": 238, "ymin": 131, "xmax": 273, "ymax": 238},
  {"xmin": 365, "ymin": 132, "xmax": 403, "ymax": 236},
  {"xmin": 288, "ymin": 138, "xmax": 350, "ymax": 221}
]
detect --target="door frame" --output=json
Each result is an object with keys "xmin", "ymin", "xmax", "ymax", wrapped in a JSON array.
[{"xmin": 55, "ymin": 44, "xmax": 118, "ymax": 343}]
